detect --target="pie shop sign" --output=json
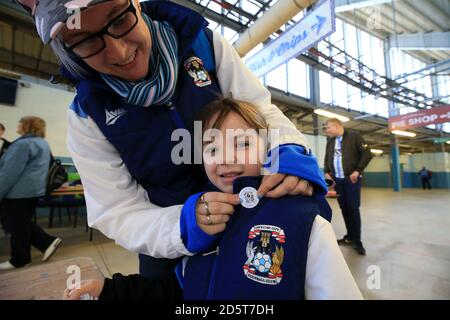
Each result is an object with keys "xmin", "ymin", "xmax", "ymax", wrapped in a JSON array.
[{"xmin": 388, "ymin": 105, "xmax": 450, "ymax": 131}]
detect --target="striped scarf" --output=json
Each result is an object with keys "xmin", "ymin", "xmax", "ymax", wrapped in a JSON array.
[{"xmin": 101, "ymin": 13, "xmax": 179, "ymax": 107}]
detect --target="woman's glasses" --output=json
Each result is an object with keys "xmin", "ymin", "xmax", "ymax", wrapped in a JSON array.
[{"xmin": 64, "ymin": 0, "xmax": 138, "ymax": 59}]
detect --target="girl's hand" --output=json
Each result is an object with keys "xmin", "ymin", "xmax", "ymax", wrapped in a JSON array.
[
  {"xmin": 63, "ymin": 279, "xmax": 104, "ymax": 300},
  {"xmin": 258, "ymin": 174, "xmax": 313, "ymax": 198},
  {"xmin": 196, "ymin": 192, "xmax": 240, "ymax": 235}
]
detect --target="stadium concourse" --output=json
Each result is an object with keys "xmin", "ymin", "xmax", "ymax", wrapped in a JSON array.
[{"xmin": 0, "ymin": 0, "xmax": 449, "ymax": 301}]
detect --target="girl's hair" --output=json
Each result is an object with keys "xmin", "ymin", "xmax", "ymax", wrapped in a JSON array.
[
  {"xmin": 19, "ymin": 116, "xmax": 46, "ymax": 138},
  {"xmin": 197, "ymin": 98, "xmax": 268, "ymax": 132}
]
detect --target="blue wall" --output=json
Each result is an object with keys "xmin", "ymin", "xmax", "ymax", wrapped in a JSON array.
[
  {"xmin": 362, "ymin": 172, "xmax": 450, "ymax": 189},
  {"xmin": 362, "ymin": 172, "xmax": 392, "ymax": 188}
]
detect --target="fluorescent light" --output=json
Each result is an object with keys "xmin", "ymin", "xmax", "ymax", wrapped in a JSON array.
[
  {"xmin": 370, "ymin": 149, "xmax": 383, "ymax": 154},
  {"xmin": 391, "ymin": 130, "xmax": 416, "ymax": 137},
  {"xmin": 314, "ymin": 109, "xmax": 350, "ymax": 122}
]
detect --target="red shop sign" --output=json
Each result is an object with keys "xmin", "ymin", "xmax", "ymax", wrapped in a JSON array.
[{"xmin": 388, "ymin": 105, "xmax": 450, "ymax": 131}]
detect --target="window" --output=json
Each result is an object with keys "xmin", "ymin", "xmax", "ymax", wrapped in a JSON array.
[
  {"xmin": 320, "ymin": 71, "xmax": 332, "ymax": 104},
  {"xmin": 266, "ymin": 64, "xmax": 287, "ymax": 92},
  {"xmin": 287, "ymin": 59, "xmax": 309, "ymax": 98}
]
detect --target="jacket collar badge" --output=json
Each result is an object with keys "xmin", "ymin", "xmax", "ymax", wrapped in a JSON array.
[{"xmin": 184, "ymin": 56, "xmax": 211, "ymax": 87}]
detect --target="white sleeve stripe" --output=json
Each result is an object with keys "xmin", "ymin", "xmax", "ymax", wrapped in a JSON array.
[{"xmin": 305, "ymin": 215, "xmax": 364, "ymax": 300}]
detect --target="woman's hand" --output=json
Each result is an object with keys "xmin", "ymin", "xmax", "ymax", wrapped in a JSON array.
[
  {"xmin": 196, "ymin": 192, "xmax": 240, "ymax": 235},
  {"xmin": 258, "ymin": 174, "xmax": 313, "ymax": 198},
  {"xmin": 63, "ymin": 279, "xmax": 104, "ymax": 300}
]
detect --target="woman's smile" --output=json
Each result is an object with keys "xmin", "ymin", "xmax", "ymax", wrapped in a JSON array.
[{"xmin": 115, "ymin": 49, "xmax": 138, "ymax": 68}]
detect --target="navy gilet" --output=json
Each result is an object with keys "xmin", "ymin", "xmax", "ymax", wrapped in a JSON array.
[{"xmin": 183, "ymin": 177, "xmax": 326, "ymax": 300}]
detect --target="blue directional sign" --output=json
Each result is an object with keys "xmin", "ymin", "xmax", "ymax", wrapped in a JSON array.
[{"xmin": 245, "ymin": 0, "xmax": 336, "ymax": 78}]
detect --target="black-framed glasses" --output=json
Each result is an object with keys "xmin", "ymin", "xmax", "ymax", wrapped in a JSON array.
[{"xmin": 64, "ymin": 0, "xmax": 138, "ymax": 59}]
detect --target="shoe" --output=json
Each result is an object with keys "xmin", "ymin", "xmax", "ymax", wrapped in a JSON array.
[
  {"xmin": 337, "ymin": 235, "xmax": 354, "ymax": 246},
  {"xmin": 42, "ymin": 238, "xmax": 62, "ymax": 262},
  {"xmin": 352, "ymin": 242, "xmax": 366, "ymax": 255},
  {"xmin": 0, "ymin": 261, "xmax": 16, "ymax": 271},
  {"xmin": 0, "ymin": 261, "xmax": 29, "ymax": 270}
]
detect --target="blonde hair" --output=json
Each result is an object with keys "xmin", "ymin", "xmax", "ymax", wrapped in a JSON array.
[
  {"xmin": 197, "ymin": 98, "xmax": 268, "ymax": 132},
  {"xmin": 19, "ymin": 116, "xmax": 46, "ymax": 138}
]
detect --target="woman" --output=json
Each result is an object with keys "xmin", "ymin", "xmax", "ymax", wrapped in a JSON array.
[
  {"xmin": 15, "ymin": 0, "xmax": 328, "ymax": 279},
  {"xmin": 0, "ymin": 116, "xmax": 62, "ymax": 270},
  {"xmin": 0, "ymin": 123, "xmax": 11, "ymax": 159}
]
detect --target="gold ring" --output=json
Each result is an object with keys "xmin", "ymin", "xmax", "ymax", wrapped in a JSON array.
[
  {"xmin": 204, "ymin": 202, "xmax": 209, "ymax": 215},
  {"xmin": 200, "ymin": 194, "xmax": 206, "ymax": 203},
  {"xmin": 205, "ymin": 214, "xmax": 213, "ymax": 225}
]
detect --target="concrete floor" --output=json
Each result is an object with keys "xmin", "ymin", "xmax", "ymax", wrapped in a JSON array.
[{"xmin": 0, "ymin": 188, "xmax": 449, "ymax": 299}]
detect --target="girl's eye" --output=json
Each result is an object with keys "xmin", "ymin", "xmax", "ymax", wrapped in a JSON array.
[
  {"xmin": 237, "ymin": 140, "xmax": 251, "ymax": 148},
  {"xmin": 205, "ymin": 147, "xmax": 217, "ymax": 156}
]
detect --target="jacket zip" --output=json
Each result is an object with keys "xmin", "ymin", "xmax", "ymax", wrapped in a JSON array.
[
  {"xmin": 206, "ymin": 244, "xmax": 222, "ymax": 299},
  {"xmin": 167, "ymin": 101, "xmax": 187, "ymax": 130},
  {"xmin": 202, "ymin": 246, "xmax": 219, "ymax": 256}
]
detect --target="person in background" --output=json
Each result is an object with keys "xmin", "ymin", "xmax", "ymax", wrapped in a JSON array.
[
  {"xmin": 324, "ymin": 118, "xmax": 372, "ymax": 255},
  {"xmin": 418, "ymin": 166, "xmax": 432, "ymax": 190},
  {"xmin": 0, "ymin": 116, "xmax": 62, "ymax": 271},
  {"xmin": 0, "ymin": 123, "xmax": 11, "ymax": 159}
]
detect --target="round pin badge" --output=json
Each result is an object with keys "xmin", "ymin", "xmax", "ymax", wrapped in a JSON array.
[{"xmin": 239, "ymin": 187, "xmax": 259, "ymax": 209}]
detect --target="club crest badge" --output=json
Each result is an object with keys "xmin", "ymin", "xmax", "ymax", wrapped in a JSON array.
[
  {"xmin": 243, "ymin": 225, "xmax": 285, "ymax": 285},
  {"xmin": 184, "ymin": 57, "xmax": 212, "ymax": 87},
  {"xmin": 239, "ymin": 187, "xmax": 259, "ymax": 208}
]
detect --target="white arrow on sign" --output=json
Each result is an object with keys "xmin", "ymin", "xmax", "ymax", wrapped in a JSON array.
[{"xmin": 245, "ymin": 0, "xmax": 336, "ymax": 78}]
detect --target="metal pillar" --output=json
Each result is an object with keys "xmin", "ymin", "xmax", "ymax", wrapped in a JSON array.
[
  {"xmin": 431, "ymin": 67, "xmax": 450, "ymax": 189},
  {"xmin": 309, "ymin": 45, "xmax": 321, "ymax": 158},
  {"xmin": 431, "ymin": 72, "xmax": 446, "ymax": 153},
  {"xmin": 384, "ymin": 22, "xmax": 401, "ymax": 191}
]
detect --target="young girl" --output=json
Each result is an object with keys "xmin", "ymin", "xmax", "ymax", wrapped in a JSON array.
[{"xmin": 64, "ymin": 99, "xmax": 362, "ymax": 300}]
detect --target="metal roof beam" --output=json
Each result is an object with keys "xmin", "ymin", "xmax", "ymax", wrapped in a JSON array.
[
  {"xmin": 404, "ymin": 0, "xmax": 450, "ymax": 31},
  {"xmin": 395, "ymin": 0, "xmax": 442, "ymax": 32},
  {"xmin": 0, "ymin": 47, "xmax": 59, "ymax": 76},
  {"xmin": 335, "ymin": 0, "xmax": 391, "ymax": 13},
  {"xmin": 170, "ymin": 0, "xmax": 246, "ymax": 32},
  {"xmin": 387, "ymin": 32, "xmax": 450, "ymax": 51}
]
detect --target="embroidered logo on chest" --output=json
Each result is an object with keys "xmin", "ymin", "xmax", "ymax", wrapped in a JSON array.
[
  {"xmin": 105, "ymin": 108, "xmax": 127, "ymax": 126},
  {"xmin": 184, "ymin": 57, "xmax": 212, "ymax": 87},
  {"xmin": 243, "ymin": 225, "xmax": 285, "ymax": 285}
]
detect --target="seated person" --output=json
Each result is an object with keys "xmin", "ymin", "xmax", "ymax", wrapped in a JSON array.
[{"xmin": 64, "ymin": 98, "xmax": 362, "ymax": 300}]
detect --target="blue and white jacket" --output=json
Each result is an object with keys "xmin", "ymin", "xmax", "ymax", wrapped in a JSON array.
[{"xmin": 65, "ymin": 1, "xmax": 327, "ymax": 259}]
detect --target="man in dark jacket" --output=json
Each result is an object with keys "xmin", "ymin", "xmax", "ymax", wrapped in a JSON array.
[
  {"xmin": 0, "ymin": 123, "xmax": 11, "ymax": 159},
  {"xmin": 324, "ymin": 118, "xmax": 372, "ymax": 255}
]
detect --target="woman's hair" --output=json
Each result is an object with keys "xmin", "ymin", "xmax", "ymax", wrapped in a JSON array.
[
  {"xmin": 197, "ymin": 98, "xmax": 268, "ymax": 132},
  {"xmin": 50, "ymin": 37, "xmax": 89, "ymax": 79},
  {"xmin": 19, "ymin": 116, "xmax": 46, "ymax": 138},
  {"xmin": 0, "ymin": 123, "xmax": 4, "ymax": 131}
]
